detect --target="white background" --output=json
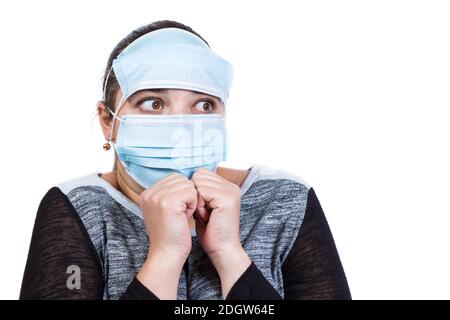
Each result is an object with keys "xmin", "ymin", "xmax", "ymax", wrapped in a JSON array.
[{"xmin": 0, "ymin": 0, "xmax": 449, "ymax": 299}]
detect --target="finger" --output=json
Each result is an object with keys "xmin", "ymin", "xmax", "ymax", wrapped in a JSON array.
[
  {"xmin": 191, "ymin": 174, "xmax": 224, "ymax": 187},
  {"xmin": 184, "ymin": 188, "xmax": 198, "ymax": 219},
  {"xmin": 191, "ymin": 170, "xmax": 225, "ymax": 189},
  {"xmin": 196, "ymin": 185, "xmax": 220, "ymax": 209},
  {"xmin": 195, "ymin": 212, "xmax": 207, "ymax": 239},
  {"xmin": 148, "ymin": 181, "xmax": 195, "ymax": 209},
  {"xmin": 195, "ymin": 188, "xmax": 210, "ymax": 224},
  {"xmin": 192, "ymin": 167, "xmax": 223, "ymax": 181},
  {"xmin": 151, "ymin": 174, "xmax": 184, "ymax": 191},
  {"xmin": 192, "ymin": 179, "xmax": 224, "ymax": 192},
  {"xmin": 154, "ymin": 179, "xmax": 195, "ymax": 198},
  {"xmin": 156, "ymin": 172, "xmax": 189, "ymax": 188}
]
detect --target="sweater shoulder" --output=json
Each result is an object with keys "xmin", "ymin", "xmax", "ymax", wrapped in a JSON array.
[
  {"xmin": 243, "ymin": 164, "xmax": 311, "ymax": 201},
  {"xmin": 55, "ymin": 173, "xmax": 146, "ymax": 263},
  {"xmin": 240, "ymin": 165, "xmax": 313, "ymax": 266},
  {"xmin": 57, "ymin": 173, "xmax": 142, "ymax": 220}
]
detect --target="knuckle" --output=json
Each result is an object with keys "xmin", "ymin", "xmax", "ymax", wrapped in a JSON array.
[
  {"xmin": 187, "ymin": 179, "xmax": 195, "ymax": 188},
  {"xmin": 191, "ymin": 170, "xmax": 201, "ymax": 179},
  {"xmin": 171, "ymin": 172, "xmax": 183, "ymax": 179},
  {"xmin": 196, "ymin": 185, "xmax": 204, "ymax": 194},
  {"xmin": 159, "ymin": 196, "xmax": 171, "ymax": 210},
  {"xmin": 138, "ymin": 190, "xmax": 150, "ymax": 205},
  {"xmin": 231, "ymin": 183, "xmax": 241, "ymax": 195}
]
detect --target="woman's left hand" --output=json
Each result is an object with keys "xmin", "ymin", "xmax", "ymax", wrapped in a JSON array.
[{"xmin": 191, "ymin": 168, "xmax": 251, "ymax": 298}]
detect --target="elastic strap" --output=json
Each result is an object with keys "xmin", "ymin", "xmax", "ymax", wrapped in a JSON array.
[{"xmin": 107, "ymin": 96, "xmax": 125, "ymax": 142}]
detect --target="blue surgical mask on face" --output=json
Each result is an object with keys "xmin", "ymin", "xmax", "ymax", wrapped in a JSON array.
[
  {"xmin": 109, "ymin": 111, "xmax": 228, "ymax": 188},
  {"xmin": 102, "ymin": 28, "xmax": 233, "ymax": 188}
]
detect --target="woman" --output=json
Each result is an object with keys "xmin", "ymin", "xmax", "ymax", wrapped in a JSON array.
[{"xmin": 20, "ymin": 20, "xmax": 351, "ymax": 300}]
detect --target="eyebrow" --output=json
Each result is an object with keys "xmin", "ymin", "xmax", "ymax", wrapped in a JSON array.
[{"xmin": 128, "ymin": 89, "xmax": 166, "ymax": 101}]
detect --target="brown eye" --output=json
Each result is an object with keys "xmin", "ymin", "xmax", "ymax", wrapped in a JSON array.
[
  {"xmin": 194, "ymin": 100, "xmax": 214, "ymax": 113},
  {"xmin": 139, "ymin": 98, "xmax": 163, "ymax": 112}
]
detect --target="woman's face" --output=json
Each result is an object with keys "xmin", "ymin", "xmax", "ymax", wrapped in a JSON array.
[{"xmin": 99, "ymin": 88, "xmax": 225, "ymax": 142}]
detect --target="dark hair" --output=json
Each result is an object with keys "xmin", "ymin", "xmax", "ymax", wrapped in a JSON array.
[{"xmin": 101, "ymin": 20, "xmax": 210, "ymax": 119}]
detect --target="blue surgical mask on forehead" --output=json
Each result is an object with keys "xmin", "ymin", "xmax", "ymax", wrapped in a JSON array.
[
  {"xmin": 102, "ymin": 27, "xmax": 232, "ymax": 188},
  {"xmin": 103, "ymin": 27, "xmax": 233, "ymax": 112}
]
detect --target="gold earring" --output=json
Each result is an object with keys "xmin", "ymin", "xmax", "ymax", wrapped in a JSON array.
[{"xmin": 103, "ymin": 140, "xmax": 111, "ymax": 151}]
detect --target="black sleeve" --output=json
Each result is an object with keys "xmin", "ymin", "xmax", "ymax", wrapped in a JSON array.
[
  {"xmin": 19, "ymin": 187, "xmax": 159, "ymax": 300},
  {"xmin": 225, "ymin": 261, "xmax": 283, "ymax": 300},
  {"xmin": 122, "ymin": 258, "xmax": 283, "ymax": 300},
  {"xmin": 119, "ymin": 276, "xmax": 160, "ymax": 300},
  {"xmin": 121, "ymin": 258, "xmax": 282, "ymax": 300},
  {"xmin": 281, "ymin": 188, "xmax": 352, "ymax": 299}
]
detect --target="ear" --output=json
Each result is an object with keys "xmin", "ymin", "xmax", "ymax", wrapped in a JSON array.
[{"xmin": 97, "ymin": 101, "xmax": 112, "ymax": 141}]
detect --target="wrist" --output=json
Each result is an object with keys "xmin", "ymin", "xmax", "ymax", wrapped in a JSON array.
[
  {"xmin": 208, "ymin": 243, "xmax": 247, "ymax": 268},
  {"xmin": 137, "ymin": 250, "xmax": 185, "ymax": 299},
  {"xmin": 208, "ymin": 245, "xmax": 252, "ymax": 299}
]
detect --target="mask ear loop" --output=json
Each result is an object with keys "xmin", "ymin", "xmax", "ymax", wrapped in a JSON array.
[{"xmin": 107, "ymin": 97, "xmax": 125, "ymax": 144}]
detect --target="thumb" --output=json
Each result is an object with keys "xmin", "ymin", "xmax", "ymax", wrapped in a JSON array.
[
  {"xmin": 184, "ymin": 188, "xmax": 198, "ymax": 219},
  {"xmin": 194, "ymin": 212, "xmax": 206, "ymax": 239},
  {"xmin": 195, "ymin": 189, "xmax": 210, "ymax": 224}
]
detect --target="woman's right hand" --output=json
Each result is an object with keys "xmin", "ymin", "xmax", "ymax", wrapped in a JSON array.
[{"xmin": 136, "ymin": 173, "xmax": 197, "ymax": 299}]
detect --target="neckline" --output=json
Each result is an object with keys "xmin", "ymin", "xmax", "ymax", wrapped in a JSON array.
[{"xmin": 91, "ymin": 164, "xmax": 261, "ymax": 221}]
